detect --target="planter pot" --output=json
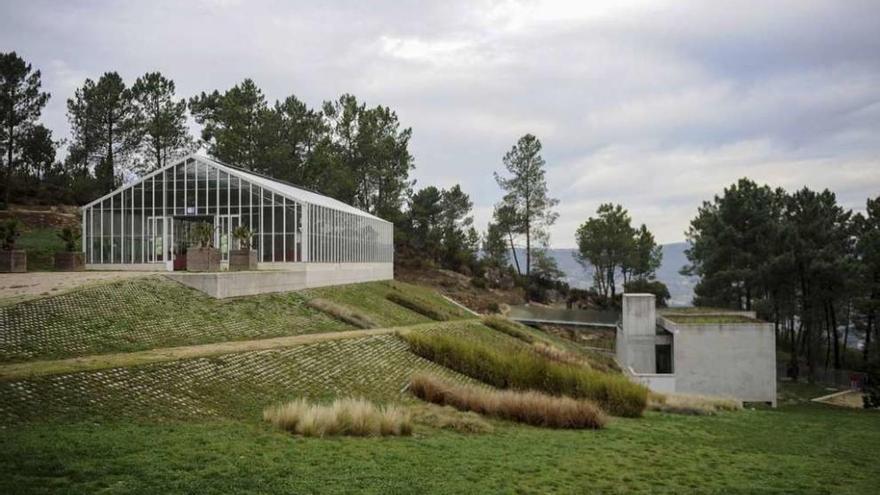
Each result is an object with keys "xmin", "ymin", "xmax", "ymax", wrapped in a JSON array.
[
  {"xmin": 229, "ymin": 249, "xmax": 258, "ymax": 271},
  {"xmin": 54, "ymin": 251, "xmax": 85, "ymax": 271},
  {"xmin": 0, "ymin": 249, "xmax": 27, "ymax": 273},
  {"xmin": 187, "ymin": 247, "xmax": 221, "ymax": 272}
]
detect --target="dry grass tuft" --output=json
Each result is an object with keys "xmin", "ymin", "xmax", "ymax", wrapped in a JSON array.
[
  {"xmin": 410, "ymin": 373, "xmax": 607, "ymax": 429},
  {"xmin": 410, "ymin": 403, "xmax": 495, "ymax": 434},
  {"xmin": 531, "ymin": 342, "xmax": 589, "ymax": 368},
  {"xmin": 306, "ymin": 298, "xmax": 378, "ymax": 329},
  {"xmin": 481, "ymin": 316, "xmax": 535, "ymax": 343},
  {"xmin": 648, "ymin": 392, "xmax": 742, "ymax": 415},
  {"xmin": 263, "ymin": 397, "xmax": 412, "ymax": 437}
]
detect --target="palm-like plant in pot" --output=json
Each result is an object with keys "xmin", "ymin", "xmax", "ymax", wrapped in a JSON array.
[
  {"xmin": 54, "ymin": 227, "xmax": 84, "ymax": 271},
  {"xmin": 187, "ymin": 222, "xmax": 220, "ymax": 272},
  {"xmin": 0, "ymin": 218, "xmax": 26, "ymax": 273},
  {"xmin": 229, "ymin": 225, "xmax": 257, "ymax": 271}
]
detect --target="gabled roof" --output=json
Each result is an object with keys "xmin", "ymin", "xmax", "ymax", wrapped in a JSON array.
[{"xmin": 83, "ymin": 154, "xmax": 387, "ymax": 222}]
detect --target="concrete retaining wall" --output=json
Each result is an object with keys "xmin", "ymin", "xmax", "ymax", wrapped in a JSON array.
[
  {"xmin": 165, "ymin": 262, "xmax": 393, "ymax": 298},
  {"xmin": 86, "ymin": 263, "xmax": 163, "ymax": 271}
]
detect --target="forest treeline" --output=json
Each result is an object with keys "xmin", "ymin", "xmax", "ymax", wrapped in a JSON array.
[
  {"xmin": 0, "ymin": 51, "xmax": 565, "ymax": 298},
  {"xmin": 684, "ymin": 179, "xmax": 880, "ymax": 375}
]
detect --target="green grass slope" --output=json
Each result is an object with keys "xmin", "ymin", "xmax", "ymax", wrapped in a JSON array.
[
  {"xmin": 0, "ymin": 276, "xmax": 354, "ymax": 363},
  {"xmin": 0, "ymin": 328, "xmax": 477, "ymax": 425},
  {"xmin": 304, "ymin": 280, "xmax": 473, "ymax": 327},
  {"xmin": 0, "ymin": 277, "xmax": 473, "ymax": 364}
]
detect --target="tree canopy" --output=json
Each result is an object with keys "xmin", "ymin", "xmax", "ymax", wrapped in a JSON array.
[{"xmin": 575, "ymin": 203, "xmax": 663, "ymax": 299}]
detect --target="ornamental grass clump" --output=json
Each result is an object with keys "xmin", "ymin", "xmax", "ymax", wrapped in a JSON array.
[
  {"xmin": 410, "ymin": 373, "xmax": 606, "ymax": 429},
  {"xmin": 531, "ymin": 342, "xmax": 589, "ymax": 368},
  {"xmin": 401, "ymin": 331, "xmax": 648, "ymax": 417},
  {"xmin": 307, "ymin": 298, "xmax": 378, "ymax": 329},
  {"xmin": 263, "ymin": 398, "xmax": 412, "ymax": 437},
  {"xmin": 481, "ymin": 315, "xmax": 535, "ymax": 343},
  {"xmin": 648, "ymin": 392, "xmax": 742, "ymax": 415},
  {"xmin": 386, "ymin": 291, "xmax": 451, "ymax": 321}
]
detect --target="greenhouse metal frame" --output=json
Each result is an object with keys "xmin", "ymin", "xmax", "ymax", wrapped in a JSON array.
[{"xmin": 80, "ymin": 154, "xmax": 394, "ymax": 272}]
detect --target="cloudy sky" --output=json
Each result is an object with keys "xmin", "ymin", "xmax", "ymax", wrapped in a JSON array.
[{"xmin": 3, "ymin": 0, "xmax": 879, "ymax": 246}]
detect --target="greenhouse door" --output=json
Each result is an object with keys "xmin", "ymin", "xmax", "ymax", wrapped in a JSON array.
[
  {"xmin": 145, "ymin": 216, "xmax": 168, "ymax": 267},
  {"xmin": 217, "ymin": 215, "xmax": 240, "ymax": 262}
]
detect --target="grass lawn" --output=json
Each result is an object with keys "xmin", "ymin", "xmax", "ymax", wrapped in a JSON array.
[
  {"xmin": 2, "ymin": 278, "xmax": 877, "ymax": 493},
  {"xmin": 1, "ymin": 399, "xmax": 877, "ymax": 494}
]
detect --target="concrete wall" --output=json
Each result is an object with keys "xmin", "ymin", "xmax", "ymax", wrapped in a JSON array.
[
  {"xmin": 86, "ymin": 263, "xmax": 164, "ymax": 271},
  {"xmin": 672, "ymin": 322, "xmax": 776, "ymax": 405},
  {"xmin": 618, "ymin": 294, "xmax": 657, "ymax": 373},
  {"xmin": 628, "ymin": 371, "xmax": 677, "ymax": 394},
  {"xmin": 165, "ymin": 262, "xmax": 393, "ymax": 298}
]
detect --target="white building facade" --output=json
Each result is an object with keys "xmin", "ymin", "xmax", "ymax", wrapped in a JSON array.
[
  {"xmin": 617, "ymin": 294, "xmax": 777, "ymax": 406},
  {"xmin": 80, "ymin": 155, "xmax": 393, "ymax": 283}
]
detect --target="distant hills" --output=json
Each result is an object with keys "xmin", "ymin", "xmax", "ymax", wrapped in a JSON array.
[{"xmin": 513, "ymin": 242, "xmax": 698, "ymax": 307}]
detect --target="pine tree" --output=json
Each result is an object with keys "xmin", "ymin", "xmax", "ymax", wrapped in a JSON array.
[
  {"xmin": 67, "ymin": 72, "xmax": 140, "ymax": 193},
  {"xmin": 131, "ymin": 72, "xmax": 193, "ymax": 174},
  {"xmin": 0, "ymin": 51, "xmax": 50, "ymax": 205},
  {"xmin": 494, "ymin": 134, "xmax": 558, "ymax": 280}
]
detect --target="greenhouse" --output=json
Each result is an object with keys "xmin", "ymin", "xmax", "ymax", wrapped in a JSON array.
[{"xmin": 80, "ymin": 154, "xmax": 394, "ymax": 274}]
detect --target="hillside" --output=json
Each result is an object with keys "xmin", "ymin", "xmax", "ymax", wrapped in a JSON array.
[{"xmin": 0, "ymin": 275, "xmax": 878, "ymax": 493}]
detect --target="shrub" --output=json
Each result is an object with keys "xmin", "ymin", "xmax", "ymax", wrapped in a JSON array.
[
  {"xmin": 481, "ymin": 316, "xmax": 535, "ymax": 343},
  {"xmin": 191, "ymin": 222, "xmax": 215, "ymax": 248},
  {"xmin": 401, "ymin": 332, "xmax": 648, "ymax": 417},
  {"xmin": 263, "ymin": 398, "xmax": 412, "ymax": 437},
  {"xmin": 231, "ymin": 225, "xmax": 253, "ymax": 250},
  {"xmin": 386, "ymin": 291, "xmax": 451, "ymax": 321},
  {"xmin": 0, "ymin": 218, "xmax": 22, "ymax": 250},
  {"xmin": 410, "ymin": 403, "xmax": 494, "ymax": 434},
  {"xmin": 57, "ymin": 227, "xmax": 81, "ymax": 252},
  {"xmin": 648, "ymin": 392, "xmax": 742, "ymax": 415},
  {"xmin": 410, "ymin": 373, "xmax": 606, "ymax": 429},
  {"xmin": 307, "ymin": 298, "xmax": 378, "ymax": 329},
  {"xmin": 470, "ymin": 277, "xmax": 487, "ymax": 289},
  {"xmin": 486, "ymin": 302, "xmax": 501, "ymax": 314}
]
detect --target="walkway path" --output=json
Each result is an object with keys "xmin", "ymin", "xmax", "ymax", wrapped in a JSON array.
[
  {"xmin": 0, "ymin": 321, "xmax": 445, "ymax": 382},
  {"xmin": 0, "ymin": 271, "xmax": 161, "ymax": 306}
]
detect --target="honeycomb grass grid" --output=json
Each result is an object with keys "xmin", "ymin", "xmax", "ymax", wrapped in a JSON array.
[
  {"xmin": 0, "ymin": 334, "xmax": 478, "ymax": 426},
  {"xmin": 0, "ymin": 276, "xmax": 353, "ymax": 363}
]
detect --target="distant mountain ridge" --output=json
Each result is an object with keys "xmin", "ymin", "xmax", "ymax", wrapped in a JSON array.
[{"xmin": 513, "ymin": 242, "xmax": 697, "ymax": 307}]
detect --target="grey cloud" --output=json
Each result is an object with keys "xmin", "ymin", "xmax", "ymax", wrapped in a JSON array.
[{"xmin": 2, "ymin": 0, "xmax": 878, "ymax": 247}]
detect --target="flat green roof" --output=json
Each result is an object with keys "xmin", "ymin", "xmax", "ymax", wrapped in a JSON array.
[{"xmin": 663, "ymin": 314, "xmax": 760, "ymax": 324}]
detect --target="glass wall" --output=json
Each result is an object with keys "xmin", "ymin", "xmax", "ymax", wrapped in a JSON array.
[{"xmin": 82, "ymin": 157, "xmax": 393, "ymax": 267}]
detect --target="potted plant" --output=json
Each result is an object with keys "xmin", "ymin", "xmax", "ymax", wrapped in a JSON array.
[
  {"xmin": 54, "ymin": 227, "xmax": 84, "ymax": 271},
  {"xmin": 229, "ymin": 225, "xmax": 257, "ymax": 271},
  {"xmin": 0, "ymin": 218, "xmax": 26, "ymax": 272},
  {"xmin": 186, "ymin": 222, "xmax": 220, "ymax": 272}
]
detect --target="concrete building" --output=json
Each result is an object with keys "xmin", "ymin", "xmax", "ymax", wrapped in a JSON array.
[
  {"xmin": 79, "ymin": 154, "xmax": 393, "ymax": 296},
  {"xmin": 616, "ymin": 293, "xmax": 776, "ymax": 406}
]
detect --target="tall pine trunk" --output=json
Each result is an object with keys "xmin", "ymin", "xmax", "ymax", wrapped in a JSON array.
[
  {"xmin": 507, "ymin": 231, "xmax": 521, "ymax": 277},
  {"xmin": 5, "ymin": 125, "xmax": 13, "ymax": 206},
  {"xmin": 830, "ymin": 301, "xmax": 840, "ymax": 369}
]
